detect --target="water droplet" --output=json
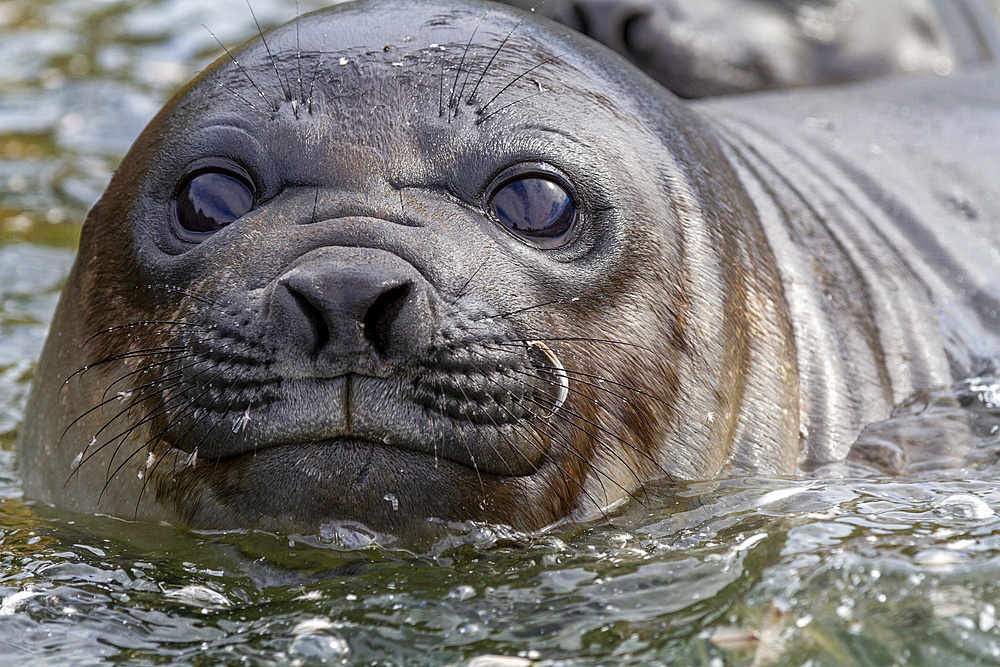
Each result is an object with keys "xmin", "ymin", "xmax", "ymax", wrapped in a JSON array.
[
  {"xmin": 936, "ymin": 494, "xmax": 994, "ymax": 520},
  {"xmin": 447, "ymin": 585, "xmax": 476, "ymax": 601},
  {"xmin": 734, "ymin": 533, "xmax": 767, "ymax": 552},
  {"xmin": 756, "ymin": 486, "xmax": 811, "ymax": 507},
  {"xmin": 383, "ymin": 493, "xmax": 399, "ymax": 511},
  {"xmin": 933, "ymin": 55, "xmax": 953, "ymax": 76},
  {"xmin": 291, "ymin": 617, "xmax": 335, "ymax": 636},
  {"xmin": 233, "ymin": 408, "xmax": 251, "ymax": 433},
  {"xmin": 164, "ymin": 585, "xmax": 231, "ymax": 609}
]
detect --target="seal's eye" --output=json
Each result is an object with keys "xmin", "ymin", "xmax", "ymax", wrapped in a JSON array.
[
  {"xmin": 174, "ymin": 171, "xmax": 254, "ymax": 241},
  {"xmin": 489, "ymin": 177, "xmax": 577, "ymax": 247}
]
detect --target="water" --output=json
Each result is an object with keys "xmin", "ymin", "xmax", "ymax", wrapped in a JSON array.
[{"xmin": 4, "ymin": 0, "xmax": 1000, "ymax": 664}]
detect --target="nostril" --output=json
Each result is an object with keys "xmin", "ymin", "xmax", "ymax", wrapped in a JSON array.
[
  {"xmin": 288, "ymin": 286, "xmax": 330, "ymax": 356},
  {"xmin": 362, "ymin": 284, "xmax": 412, "ymax": 355}
]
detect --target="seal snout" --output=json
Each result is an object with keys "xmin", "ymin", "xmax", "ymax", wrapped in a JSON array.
[{"xmin": 270, "ymin": 247, "xmax": 435, "ymax": 366}]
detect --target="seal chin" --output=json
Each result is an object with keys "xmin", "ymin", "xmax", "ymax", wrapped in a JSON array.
[{"xmin": 169, "ymin": 437, "xmax": 527, "ymax": 534}]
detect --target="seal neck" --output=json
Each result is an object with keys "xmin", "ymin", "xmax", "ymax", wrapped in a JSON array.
[{"xmin": 654, "ymin": 109, "xmax": 802, "ymax": 477}]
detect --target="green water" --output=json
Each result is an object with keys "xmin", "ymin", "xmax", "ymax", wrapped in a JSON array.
[{"xmin": 3, "ymin": 0, "xmax": 1000, "ymax": 664}]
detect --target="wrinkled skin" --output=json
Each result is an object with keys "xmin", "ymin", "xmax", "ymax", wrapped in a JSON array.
[
  {"xmin": 500, "ymin": 0, "xmax": 1000, "ymax": 97},
  {"xmin": 17, "ymin": 0, "xmax": 1000, "ymax": 537}
]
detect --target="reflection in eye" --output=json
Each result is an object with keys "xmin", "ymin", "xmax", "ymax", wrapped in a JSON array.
[
  {"xmin": 491, "ymin": 177, "xmax": 576, "ymax": 240},
  {"xmin": 174, "ymin": 171, "xmax": 253, "ymax": 240}
]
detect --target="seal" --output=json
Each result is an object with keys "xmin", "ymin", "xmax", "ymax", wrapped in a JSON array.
[
  {"xmin": 499, "ymin": 0, "xmax": 1000, "ymax": 97},
  {"xmin": 17, "ymin": 0, "xmax": 1000, "ymax": 536}
]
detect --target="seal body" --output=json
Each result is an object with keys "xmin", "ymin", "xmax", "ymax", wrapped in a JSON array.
[
  {"xmin": 17, "ymin": 0, "xmax": 1000, "ymax": 536},
  {"xmin": 500, "ymin": 0, "xmax": 1000, "ymax": 97},
  {"xmin": 697, "ymin": 70, "xmax": 1000, "ymax": 463}
]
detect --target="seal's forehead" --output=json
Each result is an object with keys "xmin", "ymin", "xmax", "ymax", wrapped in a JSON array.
[
  {"xmin": 265, "ymin": 0, "xmax": 553, "ymax": 58},
  {"xmin": 217, "ymin": 0, "xmax": 640, "ymax": 104},
  {"xmin": 148, "ymin": 0, "xmax": 674, "ymax": 187}
]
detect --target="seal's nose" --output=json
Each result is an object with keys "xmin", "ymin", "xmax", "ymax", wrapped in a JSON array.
[{"xmin": 270, "ymin": 247, "xmax": 434, "ymax": 365}]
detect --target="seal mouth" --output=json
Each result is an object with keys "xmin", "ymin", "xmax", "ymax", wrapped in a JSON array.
[
  {"xmin": 213, "ymin": 436, "xmax": 436, "ymax": 468},
  {"xmin": 159, "ymin": 346, "xmax": 573, "ymax": 481}
]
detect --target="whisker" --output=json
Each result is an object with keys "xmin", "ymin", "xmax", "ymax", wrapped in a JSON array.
[
  {"xmin": 92, "ymin": 380, "xmax": 188, "ymax": 453},
  {"xmin": 476, "ymin": 92, "xmax": 542, "ymax": 125},
  {"xmin": 435, "ymin": 377, "xmax": 485, "ymax": 494},
  {"xmin": 470, "ymin": 298, "xmax": 562, "ymax": 321},
  {"xmin": 83, "ymin": 321, "xmax": 207, "ymax": 348},
  {"xmin": 64, "ymin": 388, "xmax": 191, "ymax": 488},
  {"xmin": 62, "ymin": 346, "xmax": 188, "ymax": 388},
  {"xmin": 451, "ymin": 254, "xmax": 489, "ymax": 305},
  {"xmin": 474, "ymin": 402, "xmax": 617, "ymax": 524},
  {"xmin": 497, "ymin": 336, "xmax": 652, "ymax": 352},
  {"xmin": 203, "ymin": 25, "xmax": 278, "ymax": 113},
  {"xmin": 159, "ymin": 365, "xmax": 265, "ymax": 499},
  {"xmin": 102, "ymin": 354, "xmax": 201, "ymax": 400},
  {"xmin": 464, "ymin": 344, "xmax": 672, "ymax": 483},
  {"xmin": 529, "ymin": 388, "xmax": 671, "ymax": 483},
  {"xmin": 246, "ymin": 0, "xmax": 292, "ymax": 104},
  {"xmin": 466, "ymin": 10, "xmax": 530, "ymax": 105},
  {"xmin": 60, "ymin": 366, "xmax": 191, "ymax": 448},
  {"xmin": 306, "ymin": 55, "xmax": 323, "ymax": 114},
  {"xmin": 450, "ymin": 10, "xmax": 490, "ymax": 117},
  {"xmin": 74, "ymin": 353, "xmax": 228, "ymax": 474},
  {"xmin": 478, "ymin": 54, "xmax": 561, "ymax": 115},
  {"xmin": 295, "ymin": 2, "xmax": 305, "ymax": 103},
  {"xmin": 181, "ymin": 365, "xmax": 268, "ymax": 479},
  {"xmin": 147, "ymin": 284, "xmax": 220, "ymax": 307},
  {"xmin": 215, "ymin": 80, "xmax": 272, "ymax": 116},
  {"xmin": 134, "ymin": 439, "xmax": 172, "ymax": 519},
  {"xmin": 478, "ymin": 370, "xmax": 648, "ymax": 497},
  {"xmin": 485, "ymin": 381, "xmax": 639, "ymax": 514},
  {"xmin": 92, "ymin": 329, "xmax": 224, "ymax": 401},
  {"xmin": 438, "ymin": 51, "xmax": 446, "ymax": 117},
  {"xmin": 100, "ymin": 381, "xmax": 219, "ymax": 505},
  {"xmin": 482, "ymin": 344, "xmax": 672, "ymax": 407},
  {"xmin": 100, "ymin": 405, "xmax": 188, "ymax": 504}
]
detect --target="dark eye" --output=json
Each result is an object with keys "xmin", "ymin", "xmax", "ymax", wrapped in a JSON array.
[
  {"xmin": 174, "ymin": 170, "xmax": 254, "ymax": 241},
  {"xmin": 489, "ymin": 177, "xmax": 577, "ymax": 246}
]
